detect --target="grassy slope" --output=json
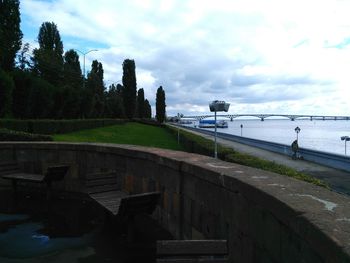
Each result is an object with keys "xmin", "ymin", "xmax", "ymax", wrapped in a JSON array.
[
  {"xmin": 53, "ymin": 122, "xmax": 326, "ymax": 188},
  {"xmin": 53, "ymin": 122, "xmax": 184, "ymax": 151},
  {"xmin": 167, "ymin": 126, "xmax": 328, "ymax": 188}
]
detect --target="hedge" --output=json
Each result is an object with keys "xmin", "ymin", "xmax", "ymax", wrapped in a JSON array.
[
  {"xmin": 0, "ymin": 128, "xmax": 53, "ymax": 141},
  {"xmin": 0, "ymin": 119, "xmax": 126, "ymax": 135}
]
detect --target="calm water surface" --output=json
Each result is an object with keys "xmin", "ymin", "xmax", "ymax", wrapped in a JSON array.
[{"xmin": 185, "ymin": 119, "xmax": 350, "ymax": 156}]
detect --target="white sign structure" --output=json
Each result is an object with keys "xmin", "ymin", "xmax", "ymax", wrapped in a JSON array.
[{"xmin": 209, "ymin": 100, "xmax": 230, "ymax": 158}]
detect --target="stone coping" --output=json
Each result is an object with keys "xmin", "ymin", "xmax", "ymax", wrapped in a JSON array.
[{"xmin": 0, "ymin": 142, "xmax": 349, "ymax": 261}]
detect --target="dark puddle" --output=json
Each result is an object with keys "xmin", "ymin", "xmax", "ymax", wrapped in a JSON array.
[{"xmin": 0, "ymin": 189, "xmax": 172, "ymax": 263}]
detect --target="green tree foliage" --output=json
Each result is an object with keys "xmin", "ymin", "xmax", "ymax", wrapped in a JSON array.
[
  {"xmin": 85, "ymin": 60, "xmax": 105, "ymax": 117},
  {"xmin": 59, "ymin": 49, "xmax": 83, "ymax": 118},
  {"xmin": 63, "ymin": 49, "xmax": 82, "ymax": 89},
  {"xmin": 29, "ymin": 77, "xmax": 54, "ymax": 118},
  {"xmin": 17, "ymin": 43, "xmax": 31, "ymax": 71},
  {"xmin": 0, "ymin": 70, "xmax": 14, "ymax": 117},
  {"xmin": 105, "ymin": 84, "xmax": 125, "ymax": 118},
  {"xmin": 144, "ymin": 99, "xmax": 152, "ymax": 119},
  {"xmin": 156, "ymin": 86, "xmax": 166, "ymax": 123},
  {"xmin": 0, "ymin": 0, "xmax": 22, "ymax": 71},
  {"xmin": 122, "ymin": 59, "xmax": 137, "ymax": 119},
  {"xmin": 137, "ymin": 88, "xmax": 145, "ymax": 118},
  {"xmin": 32, "ymin": 22, "xmax": 64, "ymax": 86},
  {"xmin": 11, "ymin": 70, "xmax": 33, "ymax": 118},
  {"xmin": 11, "ymin": 70, "xmax": 54, "ymax": 119}
]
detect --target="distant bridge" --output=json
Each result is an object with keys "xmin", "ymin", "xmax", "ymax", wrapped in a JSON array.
[{"xmin": 181, "ymin": 114, "xmax": 350, "ymax": 121}]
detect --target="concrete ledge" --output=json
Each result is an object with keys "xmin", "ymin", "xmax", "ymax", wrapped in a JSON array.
[{"xmin": 0, "ymin": 142, "xmax": 349, "ymax": 262}]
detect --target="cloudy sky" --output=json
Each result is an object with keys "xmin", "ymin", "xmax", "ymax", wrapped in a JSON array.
[{"xmin": 20, "ymin": 0, "xmax": 350, "ymax": 116}]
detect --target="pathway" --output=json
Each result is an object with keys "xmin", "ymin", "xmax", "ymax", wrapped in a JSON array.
[{"xmin": 174, "ymin": 125, "xmax": 350, "ymax": 196}]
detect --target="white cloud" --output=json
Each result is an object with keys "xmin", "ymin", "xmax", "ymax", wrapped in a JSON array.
[{"xmin": 20, "ymin": 0, "xmax": 350, "ymax": 116}]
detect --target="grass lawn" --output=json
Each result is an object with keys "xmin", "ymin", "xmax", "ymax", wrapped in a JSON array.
[{"xmin": 53, "ymin": 122, "xmax": 184, "ymax": 151}]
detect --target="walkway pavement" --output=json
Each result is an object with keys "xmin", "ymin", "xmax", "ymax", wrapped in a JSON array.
[{"xmin": 175, "ymin": 125, "xmax": 350, "ymax": 196}]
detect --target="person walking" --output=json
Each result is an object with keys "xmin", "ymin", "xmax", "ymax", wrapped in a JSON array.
[{"xmin": 291, "ymin": 140, "xmax": 299, "ymax": 160}]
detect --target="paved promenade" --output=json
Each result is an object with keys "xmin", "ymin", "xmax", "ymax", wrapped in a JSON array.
[{"xmin": 175, "ymin": 125, "xmax": 350, "ymax": 196}]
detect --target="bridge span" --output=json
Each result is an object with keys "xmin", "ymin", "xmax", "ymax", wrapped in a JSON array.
[{"xmin": 182, "ymin": 114, "xmax": 350, "ymax": 121}]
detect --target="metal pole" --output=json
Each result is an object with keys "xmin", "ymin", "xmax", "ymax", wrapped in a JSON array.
[
  {"xmin": 177, "ymin": 126, "xmax": 180, "ymax": 145},
  {"xmin": 346, "ymin": 140, "xmax": 347, "ymax": 155},
  {"xmin": 75, "ymin": 49, "xmax": 98, "ymax": 89},
  {"xmin": 214, "ymin": 111, "xmax": 217, "ymax": 158},
  {"xmin": 83, "ymin": 54, "xmax": 86, "ymax": 89}
]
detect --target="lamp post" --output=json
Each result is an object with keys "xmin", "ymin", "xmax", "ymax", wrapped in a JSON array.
[
  {"xmin": 209, "ymin": 100, "xmax": 230, "ymax": 158},
  {"xmin": 295, "ymin": 126, "xmax": 301, "ymax": 142},
  {"xmin": 341, "ymin": 136, "xmax": 350, "ymax": 155},
  {"xmin": 240, "ymin": 124, "xmax": 243, "ymax": 137},
  {"xmin": 75, "ymin": 49, "xmax": 98, "ymax": 88}
]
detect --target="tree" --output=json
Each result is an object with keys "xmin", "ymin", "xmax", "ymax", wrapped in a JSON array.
[
  {"xmin": 32, "ymin": 22, "xmax": 64, "ymax": 86},
  {"xmin": 144, "ymin": 99, "xmax": 152, "ymax": 119},
  {"xmin": 11, "ymin": 70, "xmax": 33, "ymax": 118},
  {"xmin": 85, "ymin": 60, "xmax": 105, "ymax": 117},
  {"xmin": 0, "ymin": 70, "xmax": 14, "ymax": 117},
  {"xmin": 137, "ymin": 88, "xmax": 145, "ymax": 118},
  {"xmin": 105, "ymin": 83, "xmax": 125, "ymax": 118},
  {"xmin": 0, "ymin": 0, "xmax": 22, "ymax": 71},
  {"xmin": 156, "ymin": 86, "xmax": 166, "ymax": 123},
  {"xmin": 122, "ymin": 59, "xmax": 137, "ymax": 119},
  {"xmin": 63, "ymin": 49, "xmax": 82, "ymax": 89},
  {"xmin": 59, "ymin": 49, "xmax": 83, "ymax": 118},
  {"xmin": 17, "ymin": 43, "xmax": 31, "ymax": 71}
]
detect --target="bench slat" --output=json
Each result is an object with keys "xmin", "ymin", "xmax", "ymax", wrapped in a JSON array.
[
  {"xmin": 86, "ymin": 172, "xmax": 117, "ymax": 180},
  {"xmin": 0, "ymin": 162, "xmax": 20, "ymax": 175},
  {"xmin": 2, "ymin": 173, "xmax": 45, "ymax": 183},
  {"xmin": 86, "ymin": 184, "xmax": 119, "ymax": 194},
  {"xmin": 157, "ymin": 240, "xmax": 228, "ymax": 256},
  {"xmin": 157, "ymin": 259, "xmax": 228, "ymax": 263},
  {"xmin": 86, "ymin": 177, "xmax": 117, "ymax": 187}
]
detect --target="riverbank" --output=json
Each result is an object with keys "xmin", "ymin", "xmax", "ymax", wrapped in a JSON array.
[{"xmin": 172, "ymin": 124, "xmax": 350, "ymax": 195}]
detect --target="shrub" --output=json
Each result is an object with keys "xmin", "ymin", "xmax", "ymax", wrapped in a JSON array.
[
  {"xmin": 0, "ymin": 128, "xmax": 53, "ymax": 141},
  {"xmin": 0, "ymin": 119, "xmax": 126, "ymax": 134}
]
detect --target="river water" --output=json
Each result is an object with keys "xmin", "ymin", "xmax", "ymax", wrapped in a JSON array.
[{"xmin": 183, "ymin": 118, "xmax": 350, "ymax": 156}]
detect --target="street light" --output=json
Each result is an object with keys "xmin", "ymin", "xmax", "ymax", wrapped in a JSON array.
[
  {"xmin": 75, "ymin": 49, "xmax": 98, "ymax": 88},
  {"xmin": 209, "ymin": 100, "xmax": 230, "ymax": 158},
  {"xmin": 341, "ymin": 136, "xmax": 350, "ymax": 155},
  {"xmin": 295, "ymin": 126, "xmax": 301, "ymax": 142}
]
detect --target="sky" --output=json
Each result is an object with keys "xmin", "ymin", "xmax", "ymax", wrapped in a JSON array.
[{"xmin": 19, "ymin": 0, "xmax": 350, "ymax": 117}]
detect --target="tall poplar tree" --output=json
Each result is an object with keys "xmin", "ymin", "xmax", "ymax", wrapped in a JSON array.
[
  {"xmin": 144, "ymin": 99, "xmax": 152, "ymax": 119},
  {"xmin": 32, "ymin": 22, "xmax": 64, "ymax": 86},
  {"xmin": 63, "ymin": 49, "xmax": 82, "ymax": 89},
  {"xmin": 60, "ymin": 49, "xmax": 83, "ymax": 118},
  {"xmin": 0, "ymin": 0, "xmax": 22, "ymax": 71},
  {"xmin": 137, "ymin": 88, "xmax": 145, "ymax": 118},
  {"xmin": 156, "ymin": 86, "xmax": 166, "ymax": 123},
  {"xmin": 86, "ymin": 60, "xmax": 105, "ymax": 117},
  {"xmin": 122, "ymin": 59, "xmax": 137, "ymax": 119}
]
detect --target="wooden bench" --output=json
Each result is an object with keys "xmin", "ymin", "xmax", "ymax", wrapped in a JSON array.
[
  {"xmin": 0, "ymin": 161, "xmax": 20, "ymax": 176},
  {"xmin": 1, "ymin": 163, "xmax": 69, "ymax": 201},
  {"xmin": 86, "ymin": 172, "xmax": 160, "ymax": 216},
  {"xmin": 87, "ymin": 172, "xmax": 161, "ymax": 241},
  {"xmin": 156, "ymin": 240, "xmax": 229, "ymax": 263}
]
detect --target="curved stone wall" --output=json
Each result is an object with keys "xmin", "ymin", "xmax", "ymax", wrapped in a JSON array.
[{"xmin": 0, "ymin": 142, "xmax": 349, "ymax": 263}]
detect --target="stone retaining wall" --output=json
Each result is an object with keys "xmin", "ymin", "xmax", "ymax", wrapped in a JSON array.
[{"xmin": 0, "ymin": 142, "xmax": 349, "ymax": 263}]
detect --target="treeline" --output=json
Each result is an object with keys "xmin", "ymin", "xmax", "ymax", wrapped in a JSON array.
[{"xmin": 0, "ymin": 0, "xmax": 166, "ymax": 122}]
